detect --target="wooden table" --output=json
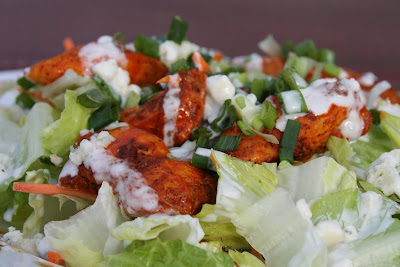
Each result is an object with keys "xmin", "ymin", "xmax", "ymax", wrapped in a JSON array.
[{"xmin": 1, "ymin": 0, "xmax": 399, "ymax": 88}]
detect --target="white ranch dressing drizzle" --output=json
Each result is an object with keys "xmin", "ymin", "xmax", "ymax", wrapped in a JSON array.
[
  {"xmin": 275, "ymin": 78, "xmax": 365, "ymax": 140},
  {"xmin": 60, "ymin": 131, "xmax": 160, "ymax": 214},
  {"xmin": 78, "ymin": 35, "xmax": 127, "ymax": 77},
  {"xmin": 163, "ymin": 73, "xmax": 182, "ymax": 147}
]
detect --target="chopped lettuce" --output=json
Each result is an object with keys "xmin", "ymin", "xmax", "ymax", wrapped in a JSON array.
[
  {"xmin": 112, "ymin": 214, "xmax": 204, "ymax": 245},
  {"xmin": 210, "ymin": 150, "xmax": 277, "ymax": 219},
  {"xmin": 311, "ymin": 189, "xmax": 400, "ymax": 240},
  {"xmin": 40, "ymin": 90, "xmax": 94, "ymax": 157},
  {"xmin": 380, "ymin": 111, "xmax": 400, "ymax": 148},
  {"xmin": 328, "ymin": 220, "xmax": 400, "ymax": 266},
  {"xmin": 195, "ymin": 204, "xmax": 248, "ymax": 249},
  {"xmin": 278, "ymin": 156, "xmax": 356, "ymax": 202},
  {"xmin": 105, "ymin": 238, "xmax": 235, "ymax": 267},
  {"xmin": 211, "ymin": 151, "xmax": 327, "ymax": 266},
  {"xmin": 44, "ymin": 182, "xmax": 127, "ymax": 267},
  {"xmin": 327, "ymin": 124, "xmax": 396, "ymax": 179},
  {"xmin": 228, "ymin": 250, "xmax": 266, "ymax": 267}
]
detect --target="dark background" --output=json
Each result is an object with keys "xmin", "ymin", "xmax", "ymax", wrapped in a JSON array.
[{"xmin": 1, "ymin": 0, "xmax": 399, "ymax": 88}]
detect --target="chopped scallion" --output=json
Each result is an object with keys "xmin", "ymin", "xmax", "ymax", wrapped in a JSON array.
[
  {"xmin": 211, "ymin": 99, "xmax": 237, "ymax": 132},
  {"xmin": 88, "ymin": 102, "xmax": 121, "ymax": 131},
  {"xmin": 279, "ymin": 119, "xmax": 301, "ymax": 163},
  {"xmin": 77, "ymin": 88, "xmax": 110, "ymax": 108},
  {"xmin": 112, "ymin": 32, "xmax": 126, "ymax": 50},
  {"xmin": 281, "ymin": 40, "xmax": 295, "ymax": 58},
  {"xmin": 222, "ymin": 66, "xmax": 245, "ymax": 75},
  {"xmin": 235, "ymin": 95, "xmax": 246, "ymax": 109},
  {"xmin": 237, "ymin": 120, "xmax": 256, "ymax": 137},
  {"xmin": 370, "ymin": 109, "xmax": 381, "ymax": 124},
  {"xmin": 251, "ymin": 79, "xmax": 271, "ymax": 102},
  {"xmin": 317, "ymin": 49, "xmax": 335, "ymax": 64},
  {"xmin": 260, "ymin": 101, "xmax": 278, "ymax": 129},
  {"xmin": 17, "ymin": 77, "xmax": 36, "ymax": 90},
  {"xmin": 134, "ymin": 35, "xmax": 160, "ymax": 58},
  {"xmin": 93, "ymin": 75, "xmax": 121, "ymax": 106},
  {"xmin": 171, "ymin": 59, "xmax": 189, "ymax": 73},
  {"xmin": 213, "ymin": 134, "xmax": 242, "ymax": 152},
  {"xmin": 124, "ymin": 91, "xmax": 140, "ymax": 109},
  {"xmin": 191, "ymin": 127, "xmax": 212, "ymax": 141},
  {"xmin": 251, "ymin": 115, "xmax": 264, "ymax": 131},
  {"xmin": 323, "ymin": 63, "xmax": 341, "ymax": 78},
  {"xmin": 139, "ymin": 91, "xmax": 160, "ymax": 105},
  {"xmin": 192, "ymin": 153, "xmax": 211, "ymax": 169},
  {"xmin": 294, "ymin": 39, "xmax": 318, "ymax": 59},
  {"xmin": 167, "ymin": 16, "xmax": 188, "ymax": 44},
  {"xmin": 16, "ymin": 91, "xmax": 35, "ymax": 109},
  {"xmin": 278, "ymin": 89, "xmax": 308, "ymax": 114}
]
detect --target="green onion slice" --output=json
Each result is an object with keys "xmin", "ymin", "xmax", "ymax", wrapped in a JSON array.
[
  {"xmin": 251, "ymin": 115, "xmax": 264, "ymax": 131},
  {"xmin": 167, "ymin": 16, "xmax": 188, "ymax": 44},
  {"xmin": 134, "ymin": 35, "xmax": 160, "ymax": 58},
  {"xmin": 237, "ymin": 120, "xmax": 256, "ymax": 137},
  {"xmin": 323, "ymin": 63, "xmax": 341, "ymax": 78},
  {"xmin": 16, "ymin": 91, "xmax": 35, "ymax": 109},
  {"xmin": 370, "ymin": 109, "xmax": 381, "ymax": 125},
  {"xmin": 17, "ymin": 77, "xmax": 36, "ymax": 90},
  {"xmin": 317, "ymin": 49, "xmax": 335, "ymax": 64},
  {"xmin": 251, "ymin": 79, "xmax": 271, "ymax": 102},
  {"xmin": 310, "ymin": 63, "xmax": 325, "ymax": 82},
  {"xmin": 211, "ymin": 99, "xmax": 237, "ymax": 132},
  {"xmin": 139, "ymin": 91, "xmax": 160, "ymax": 105},
  {"xmin": 278, "ymin": 89, "xmax": 308, "ymax": 114},
  {"xmin": 124, "ymin": 91, "xmax": 140, "ymax": 109},
  {"xmin": 279, "ymin": 119, "xmax": 301, "ymax": 163},
  {"xmin": 294, "ymin": 39, "xmax": 318, "ymax": 59},
  {"xmin": 281, "ymin": 68, "xmax": 308, "ymax": 90},
  {"xmin": 93, "ymin": 75, "xmax": 121, "ymax": 106},
  {"xmin": 191, "ymin": 127, "xmax": 213, "ymax": 141},
  {"xmin": 192, "ymin": 148, "xmax": 215, "ymax": 170},
  {"xmin": 77, "ymin": 88, "xmax": 110, "ymax": 108},
  {"xmin": 88, "ymin": 102, "xmax": 121, "ymax": 131},
  {"xmin": 171, "ymin": 59, "xmax": 189, "ymax": 73},
  {"xmin": 213, "ymin": 134, "xmax": 242, "ymax": 152},
  {"xmin": 284, "ymin": 53, "xmax": 316, "ymax": 78},
  {"xmin": 112, "ymin": 32, "xmax": 126, "ymax": 50},
  {"xmin": 260, "ymin": 101, "xmax": 278, "ymax": 129}
]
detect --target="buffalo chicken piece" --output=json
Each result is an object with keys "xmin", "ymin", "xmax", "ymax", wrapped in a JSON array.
[
  {"xmin": 59, "ymin": 127, "xmax": 217, "ymax": 217},
  {"xmin": 121, "ymin": 69, "xmax": 207, "ymax": 147},
  {"xmin": 27, "ymin": 43, "xmax": 168, "ymax": 87}
]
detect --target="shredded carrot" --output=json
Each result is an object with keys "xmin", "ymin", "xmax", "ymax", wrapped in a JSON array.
[
  {"xmin": 213, "ymin": 52, "xmax": 223, "ymax": 62},
  {"xmin": 13, "ymin": 182, "xmax": 97, "ymax": 202},
  {"xmin": 156, "ymin": 76, "xmax": 170, "ymax": 84},
  {"xmin": 63, "ymin": 37, "xmax": 75, "ymax": 51},
  {"xmin": 250, "ymin": 246, "xmax": 265, "ymax": 264},
  {"xmin": 47, "ymin": 251, "xmax": 64, "ymax": 265},
  {"xmin": 192, "ymin": 51, "xmax": 213, "ymax": 74}
]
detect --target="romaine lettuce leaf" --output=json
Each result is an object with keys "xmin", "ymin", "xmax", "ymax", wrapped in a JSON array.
[
  {"xmin": 105, "ymin": 238, "xmax": 235, "ymax": 267},
  {"xmin": 44, "ymin": 182, "xmax": 127, "ymax": 267},
  {"xmin": 327, "ymin": 124, "xmax": 396, "ymax": 179},
  {"xmin": 195, "ymin": 204, "xmax": 248, "ymax": 250},
  {"xmin": 40, "ymin": 90, "xmax": 94, "ymax": 156},
  {"xmin": 228, "ymin": 250, "xmax": 266, "ymax": 267},
  {"xmin": 211, "ymin": 151, "xmax": 328, "ymax": 266},
  {"xmin": 112, "ymin": 214, "xmax": 204, "ymax": 245},
  {"xmin": 278, "ymin": 156, "xmax": 356, "ymax": 202},
  {"xmin": 311, "ymin": 189, "xmax": 400, "ymax": 240},
  {"xmin": 380, "ymin": 111, "xmax": 400, "ymax": 148},
  {"xmin": 328, "ymin": 220, "xmax": 400, "ymax": 266}
]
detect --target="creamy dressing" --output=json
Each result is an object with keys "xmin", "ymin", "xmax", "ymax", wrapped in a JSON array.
[
  {"xmin": 275, "ymin": 78, "xmax": 365, "ymax": 140},
  {"xmin": 367, "ymin": 80, "xmax": 392, "ymax": 110},
  {"xmin": 358, "ymin": 72, "xmax": 377, "ymax": 87},
  {"xmin": 60, "ymin": 131, "xmax": 160, "ymax": 214},
  {"xmin": 204, "ymin": 75, "xmax": 236, "ymax": 122},
  {"xmin": 163, "ymin": 74, "xmax": 181, "ymax": 147},
  {"xmin": 78, "ymin": 35, "xmax": 127, "ymax": 76},
  {"xmin": 0, "ymin": 89, "xmax": 19, "ymax": 108},
  {"xmin": 159, "ymin": 40, "xmax": 199, "ymax": 69}
]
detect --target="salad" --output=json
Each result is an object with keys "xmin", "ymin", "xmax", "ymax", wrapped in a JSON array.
[{"xmin": 1, "ymin": 16, "xmax": 400, "ymax": 266}]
